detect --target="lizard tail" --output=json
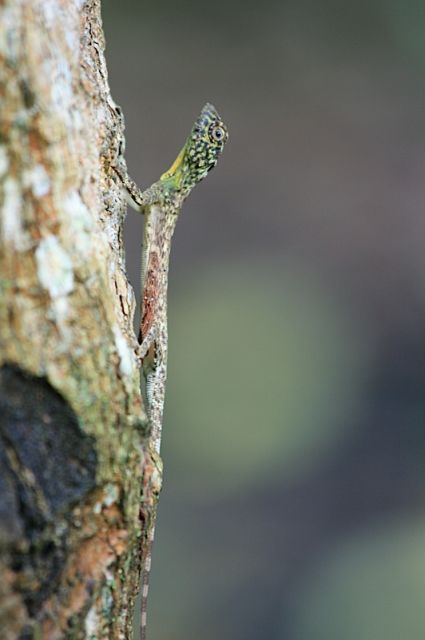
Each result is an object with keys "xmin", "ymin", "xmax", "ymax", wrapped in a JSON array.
[
  {"xmin": 140, "ymin": 549, "xmax": 150, "ymax": 640},
  {"xmin": 140, "ymin": 527, "xmax": 155, "ymax": 640}
]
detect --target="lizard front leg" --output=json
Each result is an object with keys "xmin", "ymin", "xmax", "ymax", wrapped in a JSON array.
[{"xmin": 112, "ymin": 162, "xmax": 161, "ymax": 213}]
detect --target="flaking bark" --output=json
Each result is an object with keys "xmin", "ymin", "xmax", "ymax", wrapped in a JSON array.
[{"xmin": 0, "ymin": 1, "xmax": 150, "ymax": 637}]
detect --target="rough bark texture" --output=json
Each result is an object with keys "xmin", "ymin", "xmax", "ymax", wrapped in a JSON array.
[{"xmin": 0, "ymin": 1, "xmax": 150, "ymax": 637}]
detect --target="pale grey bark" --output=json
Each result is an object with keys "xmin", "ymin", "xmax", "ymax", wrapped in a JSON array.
[{"xmin": 0, "ymin": 1, "xmax": 149, "ymax": 637}]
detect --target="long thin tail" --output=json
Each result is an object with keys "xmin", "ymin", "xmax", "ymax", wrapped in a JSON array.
[{"xmin": 140, "ymin": 525, "xmax": 155, "ymax": 640}]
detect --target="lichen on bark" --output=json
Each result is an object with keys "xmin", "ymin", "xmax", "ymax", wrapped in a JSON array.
[{"xmin": 0, "ymin": 1, "xmax": 149, "ymax": 637}]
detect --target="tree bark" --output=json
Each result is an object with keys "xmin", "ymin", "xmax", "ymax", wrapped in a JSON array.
[{"xmin": 0, "ymin": 1, "xmax": 150, "ymax": 637}]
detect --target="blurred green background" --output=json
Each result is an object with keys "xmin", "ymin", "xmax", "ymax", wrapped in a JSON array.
[{"xmin": 102, "ymin": 1, "xmax": 425, "ymax": 638}]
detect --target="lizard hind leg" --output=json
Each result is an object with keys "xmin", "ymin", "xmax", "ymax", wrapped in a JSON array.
[{"xmin": 136, "ymin": 325, "xmax": 157, "ymax": 364}]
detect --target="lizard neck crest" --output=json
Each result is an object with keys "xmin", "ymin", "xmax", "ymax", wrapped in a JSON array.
[{"xmin": 160, "ymin": 103, "xmax": 228, "ymax": 202}]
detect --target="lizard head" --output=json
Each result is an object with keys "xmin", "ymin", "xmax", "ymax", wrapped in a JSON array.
[{"xmin": 161, "ymin": 103, "xmax": 228, "ymax": 198}]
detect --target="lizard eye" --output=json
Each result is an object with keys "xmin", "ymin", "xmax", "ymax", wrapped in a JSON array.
[{"xmin": 209, "ymin": 124, "xmax": 226, "ymax": 143}]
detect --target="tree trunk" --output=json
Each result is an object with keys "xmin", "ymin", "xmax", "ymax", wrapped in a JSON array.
[{"xmin": 0, "ymin": 1, "xmax": 151, "ymax": 637}]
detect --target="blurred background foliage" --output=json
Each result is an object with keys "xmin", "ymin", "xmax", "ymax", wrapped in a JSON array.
[{"xmin": 102, "ymin": 1, "xmax": 425, "ymax": 638}]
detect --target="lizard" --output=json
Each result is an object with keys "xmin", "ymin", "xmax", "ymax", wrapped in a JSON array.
[{"xmin": 113, "ymin": 103, "xmax": 228, "ymax": 640}]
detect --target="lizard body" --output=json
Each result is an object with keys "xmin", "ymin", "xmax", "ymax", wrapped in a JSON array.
[{"xmin": 115, "ymin": 103, "xmax": 228, "ymax": 639}]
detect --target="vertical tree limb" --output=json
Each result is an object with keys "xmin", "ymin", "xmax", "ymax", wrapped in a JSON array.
[{"xmin": 0, "ymin": 1, "xmax": 150, "ymax": 637}]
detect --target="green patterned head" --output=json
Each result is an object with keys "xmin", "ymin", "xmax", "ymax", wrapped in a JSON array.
[{"xmin": 161, "ymin": 103, "xmax": 228, "ymax": 197}]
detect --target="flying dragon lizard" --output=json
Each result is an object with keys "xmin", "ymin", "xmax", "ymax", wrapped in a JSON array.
[{"xmin": 114, "ymin": 103, "xmax": 228, "ymax": 639}]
